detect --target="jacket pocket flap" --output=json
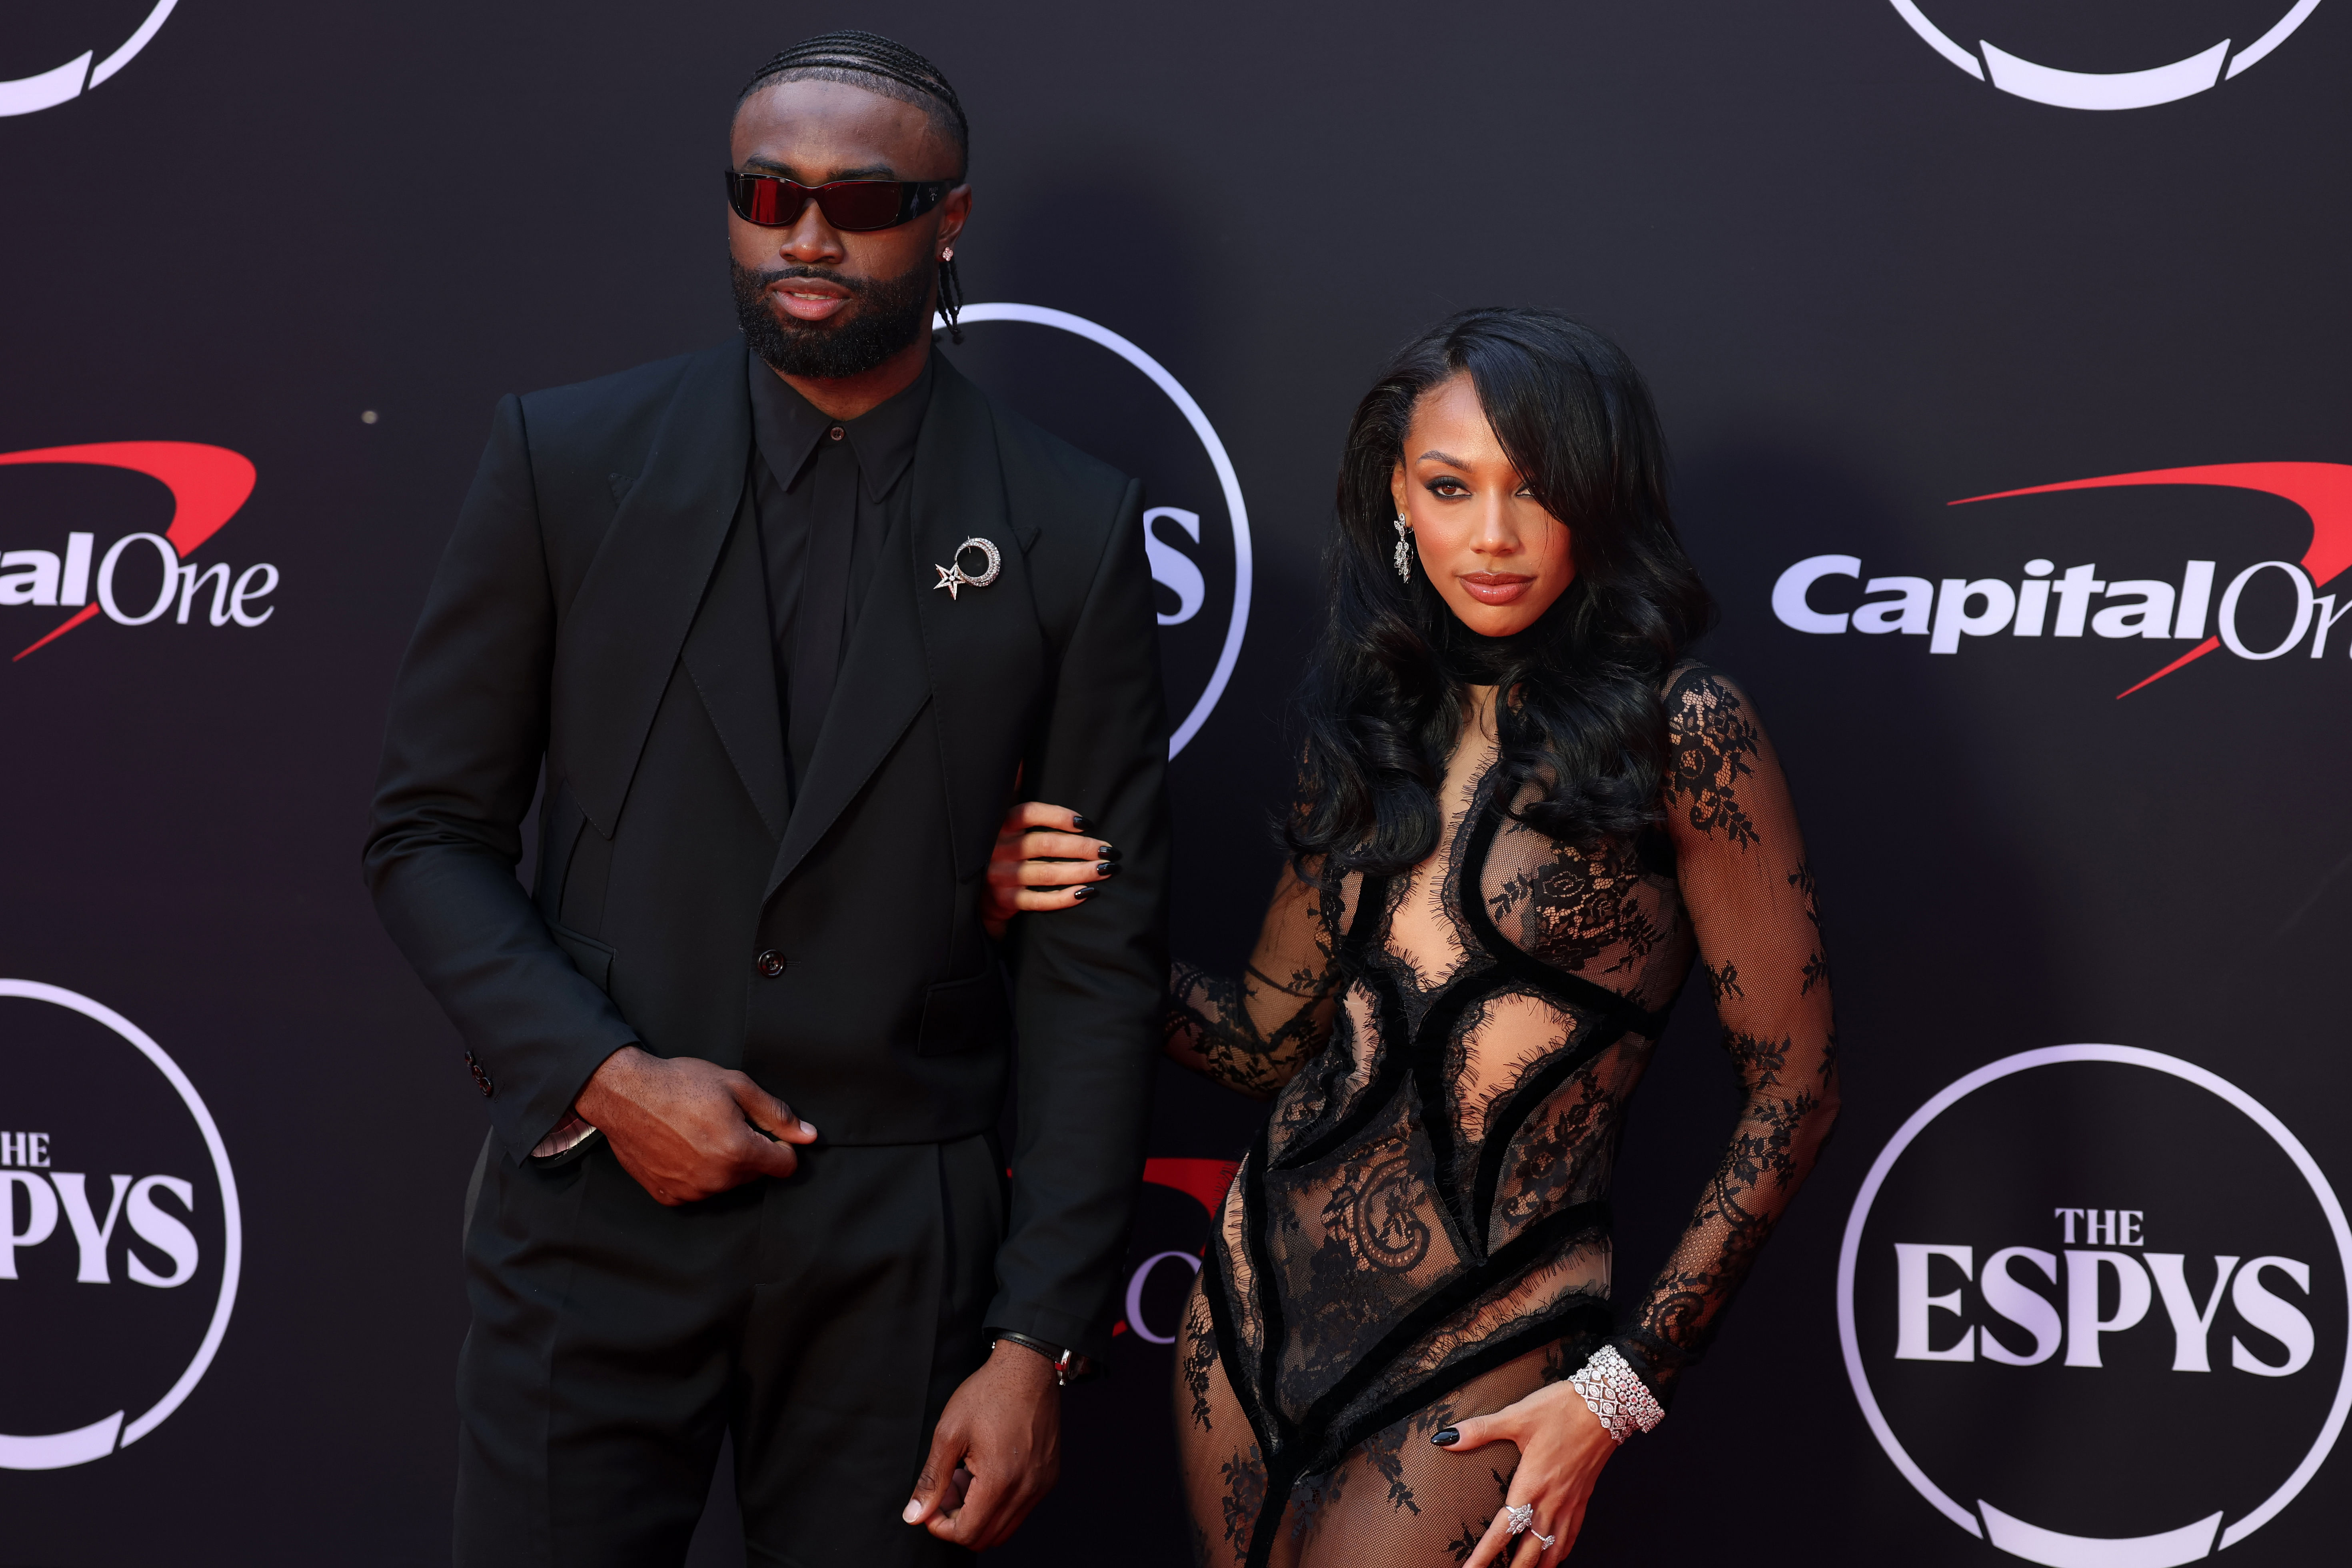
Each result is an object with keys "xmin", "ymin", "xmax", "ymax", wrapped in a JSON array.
[
  {"xmin": 916, "ymin": 966, "xmax": 1012, "ymax": 1058},
  {"xmin": 548, "ymin": 921, "xmax": 615, "ymax": 991}
]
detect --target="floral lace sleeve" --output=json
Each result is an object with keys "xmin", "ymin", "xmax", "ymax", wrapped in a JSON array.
[
  {"xmin": 1165, "ymin": 861, "xmax": 1344, "ymax": 1101},
  {"xmin": 1618, "ymin": 668, "xmax": 1840, "ymax": 1400}
]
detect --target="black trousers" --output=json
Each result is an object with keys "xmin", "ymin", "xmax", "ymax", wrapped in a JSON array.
[{"xmin": 454, "ymin": 1132, "xmax": 1003, "ymax": 1568}]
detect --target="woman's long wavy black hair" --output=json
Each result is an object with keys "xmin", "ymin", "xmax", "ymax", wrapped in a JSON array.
[{"xmin": 1286, "ymin": 307, "xmax": 1714, "ymax": 878}]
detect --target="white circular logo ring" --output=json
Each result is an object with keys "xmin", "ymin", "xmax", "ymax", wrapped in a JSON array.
[
  {"xmin": 1888, "ymin": 0, "xmax": 2322, "ymax": 109},
  {"xmin": 937, "ymin": 302, "xmax": 1253, "ymax": 758},
  {"xmin": 0, "ymin": 1, "xmax": 179, "ymax": 117},
  {"xmin": 1837, "ymin": 1045, "xmax": 2352, "ymax": 1562},
  {"xmin": 0, "ymin": 979, "xmax": 242, "ymax": 1469}
]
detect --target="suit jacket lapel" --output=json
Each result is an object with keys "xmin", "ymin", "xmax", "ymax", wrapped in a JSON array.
[
  {"xmin": 553, "ymin": 341, "xmax": 754, "ymax": 835},
  {"xmin": 909, "ymin": 362, "xmax": 1043, "ymax": 880},
  {"xmin": 763, "ymin": 356, "xmax": 1020, "ymax": 899}
]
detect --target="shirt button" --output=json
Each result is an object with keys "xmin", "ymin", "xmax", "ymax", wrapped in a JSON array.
[
  {"xmin": 756, "ymin": 949, "xmax": 787, "ymax": 978},
  {"xmin": 827, "ymin": 425, "xmax": 845, "ymax": 441}
]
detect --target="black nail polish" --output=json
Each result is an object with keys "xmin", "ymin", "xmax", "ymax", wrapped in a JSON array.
[
  {"xmin": 1431, "ymin": 1427, "xmax": 1459, "ymax": 1447},
  {"xmin": 1096, "ymin": 844, "xmax": 1121, "ymax": 863},
  {"xmin": 1071, "ymin": 884, "xmax": 1096, "ymax": 901},
  {"xmin": 1071, "ymin": 815, "xmax": 1095, "ymax": 833},
  {"xmin": 1095, "ymin": 861, "xmax": 1122, "ymax": 877}
]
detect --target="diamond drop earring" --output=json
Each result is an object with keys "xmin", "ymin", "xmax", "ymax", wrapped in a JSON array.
[{"xmin": 1392, "ymin": 514, "xmax": 1414, "ymax": 583}]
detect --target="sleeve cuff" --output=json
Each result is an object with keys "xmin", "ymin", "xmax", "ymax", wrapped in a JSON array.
[
  {"xmin": 1611, "ymin": 1328, "xmax": 1689, "ymax": 1410},
  {"xmin": 983, "ymin": 1297, "xmax": 1113, "ymax": 1364}
]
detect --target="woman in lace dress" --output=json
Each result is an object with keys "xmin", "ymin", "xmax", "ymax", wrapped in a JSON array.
[{"xmin": 986, "ymin": 308, "xmax": 1838, "ymax": 1566}]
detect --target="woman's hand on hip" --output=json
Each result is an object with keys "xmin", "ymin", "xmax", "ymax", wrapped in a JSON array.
[
  {"xmin": 980, "ymin": 799, "xmax": 1119, "ymax": 939},
  {"xmin": 1441, "ymin": 1377, "xmax": 1617, "ymax": 1566}
]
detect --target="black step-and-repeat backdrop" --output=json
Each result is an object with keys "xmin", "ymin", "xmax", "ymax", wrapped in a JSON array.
[{"xmin": 4, "ymin": 3, "xmax": 2348, "ymax": 1564}]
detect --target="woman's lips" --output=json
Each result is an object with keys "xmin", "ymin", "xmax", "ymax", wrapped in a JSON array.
[
  {"xmin": 772, "ymin": 283, "xmax": 851, "ymax": 322},
  {"xmin": 1458, "ymin": 573, "xmax": 1535, "ymax": 605}
]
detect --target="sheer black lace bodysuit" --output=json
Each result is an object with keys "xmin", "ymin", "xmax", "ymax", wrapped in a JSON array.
[{"xmin": 1166, "ymin": 669, "xmax": 1838, "ymax": 1567}]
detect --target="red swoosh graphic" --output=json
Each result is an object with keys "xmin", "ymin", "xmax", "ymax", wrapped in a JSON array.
[
  {"xmin": 1951, "ymin": 463, "xmax": 2352, "ymax": 698},
  {"xmin": 0, "ymin": 441, "xmax": 258, "ymax": 661},
  {"xmin": 1143, "ymin": 1157, "xmax": 1240, "ymax": 1218}
]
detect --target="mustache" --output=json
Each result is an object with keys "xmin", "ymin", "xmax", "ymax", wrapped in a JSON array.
[
  {"xmin": 739, "ymin": 262, "xmax": 874, "ymax": 299},
  {"xmin": 729, "ymin": 249, "xmax": 934, "ymax": 378}
]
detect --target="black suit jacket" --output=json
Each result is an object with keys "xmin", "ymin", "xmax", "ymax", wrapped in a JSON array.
[{"xmin": 365, "ymin": 340, "xmax": 1171, "ymax": 1355}]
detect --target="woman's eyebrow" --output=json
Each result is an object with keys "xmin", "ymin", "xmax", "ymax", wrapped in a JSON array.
[{"xmin": 1415, "ymin": 449, "xmax": 1473, "ymax": 467}]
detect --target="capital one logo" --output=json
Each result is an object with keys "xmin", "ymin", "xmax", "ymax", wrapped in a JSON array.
[
  {"xmin": 0, "ymin": 980, "xmax": 242, "ymax": 1469},
  {"xmin": 1840, "ymin": 1047, "xmax": 2350, "ymax": 1564},
  {"xmin": 1771, "ymin": 463, "xmax": 2352, "ymax": 699},
  {"xmin": 938, "ymin": 303, "xmax": 1251, "ymax": 757},
  {"xmin": 1114, "ymin": 1158, "xmax": 1235, "ymax": 1344},
  {"xmin": 0, "ymin": 441, "xmax": 278, "ymax": 663},
  {"xmin": 1888, "ymin": 2, "xmax": 2324, "ymax": 109},
  {"xmin": 0, "ymin": 1, "xmax": 177, "ymax": 117}
]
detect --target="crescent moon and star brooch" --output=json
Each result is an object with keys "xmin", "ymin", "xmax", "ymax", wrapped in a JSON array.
[{"xmin": 933, "ymin": 536, "xmax": 1002, "ymax": 600}]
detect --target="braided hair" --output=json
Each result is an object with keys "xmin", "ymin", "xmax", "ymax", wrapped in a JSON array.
[{"xmin": 738, "ymin": 30, "xmax": 969, "ymax": 341}]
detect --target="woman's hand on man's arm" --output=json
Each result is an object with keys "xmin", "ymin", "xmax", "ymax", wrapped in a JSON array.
[
  {"xmin": 981, "ymin": 799, "xmax": 1120, "ymax": 940},
  {"xmin": 985, "ymin": 799, "xmax": 1343, "ymax": 1102}
]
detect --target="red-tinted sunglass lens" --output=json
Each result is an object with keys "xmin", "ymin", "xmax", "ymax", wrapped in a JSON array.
[
  {"xmin": 732, "ymin": 176, "xmax": 807, "ymax": 226},
  {"xmin": 812, "ymin": 182, "xmax": 907, "ymax": 231}
]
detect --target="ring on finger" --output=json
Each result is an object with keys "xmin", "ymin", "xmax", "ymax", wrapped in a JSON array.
[{"xmin": 1505, "ymin": 1503, "xmax": 1534, "ymax": 1536}]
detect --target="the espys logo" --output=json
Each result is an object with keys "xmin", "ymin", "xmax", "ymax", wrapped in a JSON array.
[
  {"xmin": 1840, "ymin": 1046, "xmax": 2350, "ymax": 1565},
  {"xmin": 1770, "ymin": 463, "xmax": 2352, "ymax": 699},
  {"xmin": 0, "ymin": 1, "xmax": 177, "ymax": 117},
  {"xmin": 1888, "ymin": 1, "xmax": 2323, "ymax": 109},
  {"xmin": 0, "ymin": 441, "xmax": 278, "ymax": 663},
  {"xmin": 937, "ymin": 303, "xmax": 1250, "ymax": 758},
  {"xmin": 0, "ymin": 980, "xmax": 242, "ymax": 1470}
]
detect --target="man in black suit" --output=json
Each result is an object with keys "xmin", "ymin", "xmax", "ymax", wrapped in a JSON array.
[{"xmin": 364, "ymin": 32, "xmax": 1169, "ymax": 1566}]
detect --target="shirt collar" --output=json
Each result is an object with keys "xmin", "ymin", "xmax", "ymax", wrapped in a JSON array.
[{"xmin": 746, "ymin": 348, "xmax": 935, "ymax": 503}]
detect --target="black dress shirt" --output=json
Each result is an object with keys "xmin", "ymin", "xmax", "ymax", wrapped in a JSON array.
[{"xmin": 746, "ymin": 350, "xmax": 934, "ymax": 796}]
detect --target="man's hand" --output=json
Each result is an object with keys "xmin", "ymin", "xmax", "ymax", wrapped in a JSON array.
[
  {"xmin": 901, "ymin": 1339, "xmax": 1061, "ymax": 1550},
  {"xmin": 573, "ymin": 1045, "xmax": 817, "ymax": 1205}
]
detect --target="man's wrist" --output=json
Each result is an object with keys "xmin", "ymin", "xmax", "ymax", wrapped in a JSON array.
[
  {"xmin": 573, "ymin": 1043, "xmax": 648, "ymax": 1125},
  {"xmin": 986, "ymin": 1330, "xmax": 1100, "ymax": 1387}
]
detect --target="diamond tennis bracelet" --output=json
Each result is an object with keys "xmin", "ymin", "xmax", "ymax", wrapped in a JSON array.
[{"xmin": 1568, "ymin": 1344, "xmax": 1665, "ymax": 1444}]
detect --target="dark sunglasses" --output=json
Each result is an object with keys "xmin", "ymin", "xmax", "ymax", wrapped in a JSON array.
[{"xmin": 724, "ymin": 172, "xmax": 952, "ymax": 232}]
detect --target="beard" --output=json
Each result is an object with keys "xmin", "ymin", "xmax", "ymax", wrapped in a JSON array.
[{"xmin": 730, "ymin": 253, "xmax": 935, "ymax": 379}]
